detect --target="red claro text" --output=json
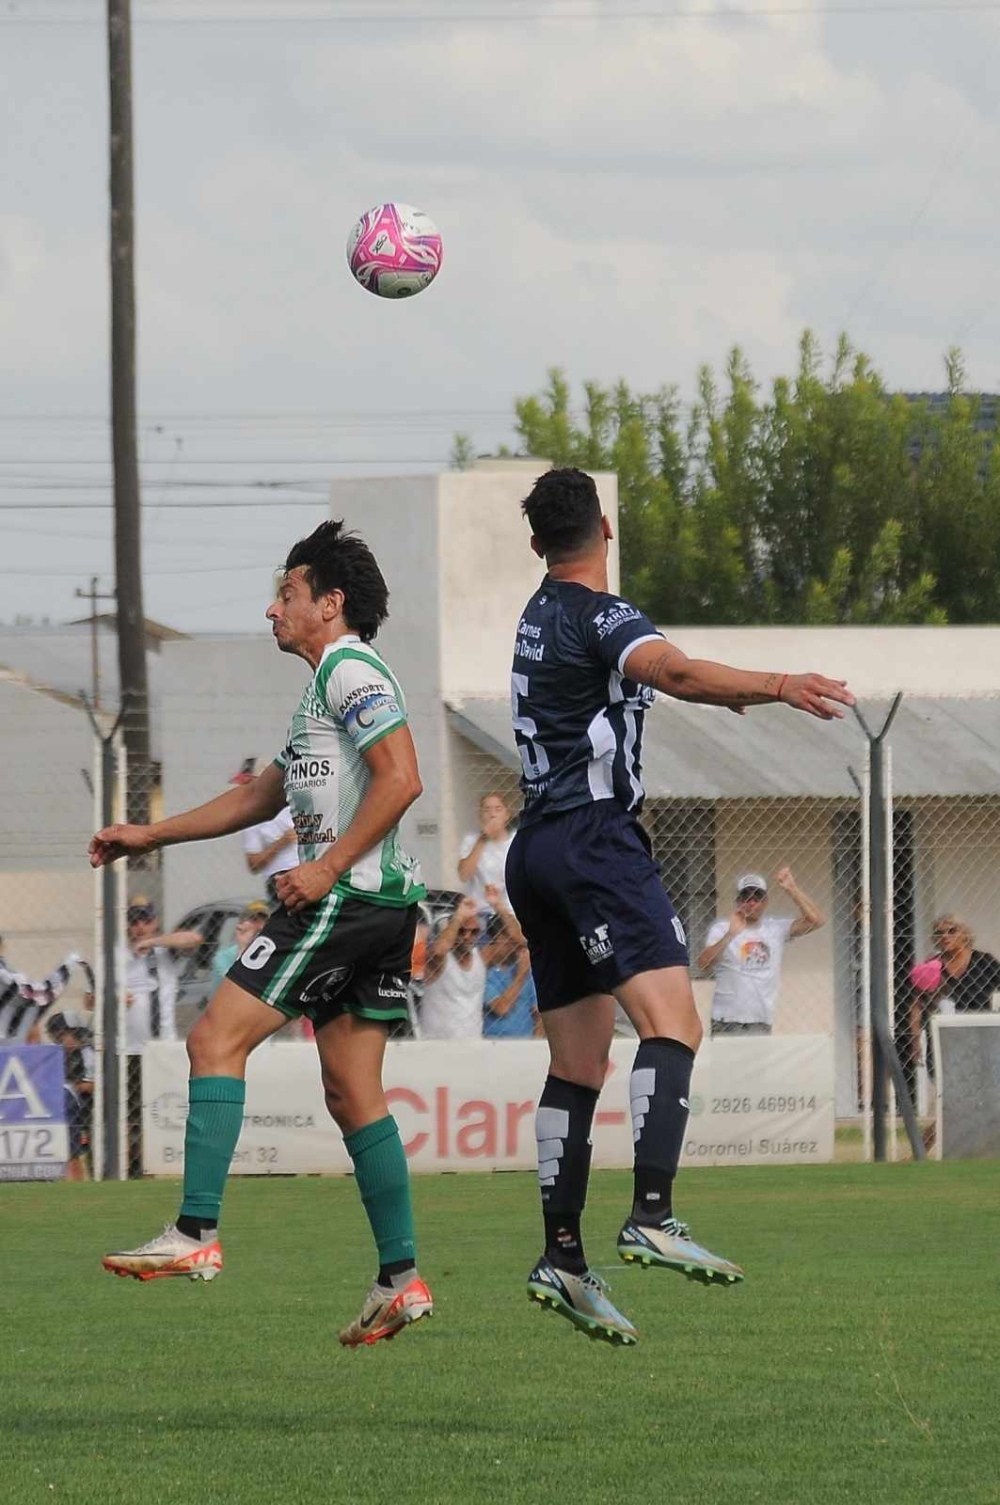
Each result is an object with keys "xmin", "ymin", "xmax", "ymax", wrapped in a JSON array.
[{"xmin": 386, "ymin": 1084, "xmax": 626, "ymax": 1160}]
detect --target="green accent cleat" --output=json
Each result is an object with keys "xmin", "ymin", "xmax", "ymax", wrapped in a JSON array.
[
  {"xmin": 617, "ymin": 1217, "xmax": 744, "ymax": 1285},
  {"xmin": 527, "ymin": 1256, "xmax": 638, "ymax": 1346}
]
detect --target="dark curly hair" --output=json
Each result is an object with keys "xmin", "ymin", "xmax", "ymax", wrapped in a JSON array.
[
  {"xmin": 521, "ymin": 467, "xmax": 603, "ymax": 561},
  {"xmin": 283, "ymin": 520, "xmax": 389, "ymax": 642}
]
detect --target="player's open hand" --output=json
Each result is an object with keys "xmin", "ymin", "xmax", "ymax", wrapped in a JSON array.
[
  {"xmin": 274, "ymin": 860, "xmax": 335, "ymax": 914},
  {"xmin": 779, "ymin": 674, "xmax": 854, "ymax": 720},
  {"xmin": 88, "ymin": 824, "xmax": 157, "ymax": 868}
]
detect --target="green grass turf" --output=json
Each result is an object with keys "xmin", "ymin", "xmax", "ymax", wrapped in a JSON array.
[{"xmin": 4, "ymin": 1164, "xmax": 998, "ymax": 1505}]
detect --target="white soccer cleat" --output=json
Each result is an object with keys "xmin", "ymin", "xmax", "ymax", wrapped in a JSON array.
[
  {"xmin": 338, "ymin": 1273, "xmax": 434, "ymax": 1348},
  {"xmin": 102, "ymin": 1224, "xmax": 223, "ymax": 1283}
]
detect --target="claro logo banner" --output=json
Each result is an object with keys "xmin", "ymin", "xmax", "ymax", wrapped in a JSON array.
[{"xmin": 142, "ymin": 1037, "xmax": 834, "ymax": 1177}]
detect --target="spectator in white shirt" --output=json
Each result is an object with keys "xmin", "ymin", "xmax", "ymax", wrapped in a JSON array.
[
  {"xmin": 123, "ymin": 897, "xmax": 203, "ymax": 1052},
  {"xmin": 457, "ymin": 792, "xmax": 514, "ymax": 913},
  {"xmin": 419, "ymin": 898, "xmax": 487, "ymax": 1040},
  {"xmin": 231, "ymin": 759, "xmax": 299, "ymax": 904},
  {"xmin": 123, "ymin": 897, "xmax": 203, "ymax": 1177},
  {"xmin": 697, "ymin": 868, "xmax": 825, "ymax": 1035}
]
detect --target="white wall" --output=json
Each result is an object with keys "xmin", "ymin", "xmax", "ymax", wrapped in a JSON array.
[
  {"xmin": 329, "ymin": 466, "xmax": 618, "ymax": 886},
  {"xmin": 329, "ymin": 474, "xmax": 445, "ymax": 886},
  {"xmin": 0, "ymin": 678, "xmax": 94, "ymax": 975},
  {"xmin": 159, "ymin": 639, "xmax": 305, "ymax": 922},
  {"xmin": 656, "ymin": 625, "xmax": 1000, "ymax": 698}
]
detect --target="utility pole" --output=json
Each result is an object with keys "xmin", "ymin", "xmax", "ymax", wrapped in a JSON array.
[
  {"xmin": 74, "ymin": 576, "xmax": 116, "ymax": 713},
  {"xmin": 107, "ymin": 0, "xmax": 151, "ymax": 826}
]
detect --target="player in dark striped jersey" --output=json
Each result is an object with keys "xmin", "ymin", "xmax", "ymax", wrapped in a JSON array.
[{"xmin": 507, "ymin": 468, "xmax": 854, "ymax": 1344}]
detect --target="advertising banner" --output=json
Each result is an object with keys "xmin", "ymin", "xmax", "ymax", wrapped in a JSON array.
[
  {"xmin": 143, "ymin": 1034, "xmax": 833, "ymax": 1176},
  {"xmin": 0, "ymin": 1044, "xmax": 69, "ymax": 1181}
]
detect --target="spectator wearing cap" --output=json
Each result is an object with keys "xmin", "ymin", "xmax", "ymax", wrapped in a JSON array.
[
  {"xmin": 43, "ymin": 1010, "xmax": 96, "ymax": 1181},
  {"xmin": 123, "ymin": 898, "xmax": 203, "ymax": 1053},
  {"xmin": 232, "ymin": 758, "xmax": 299, "ymax": 905},
  {"xmin": 481, "ymin": 885, "xmax": 538, "ymax": 1040},
  {"xmin": 210, "ymin": 901, "xmax": 270, "ymax": 992},
  {"xmin": 123, "ymin": 898, "xmax": 203, "ymax": 1177},
  {"xmin": 697, "ymin": 867, "xmax": 825, "ymax": 1036}
]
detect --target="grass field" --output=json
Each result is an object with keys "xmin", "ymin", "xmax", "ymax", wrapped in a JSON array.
[{"xmin": 5, "ymin": 1163, "xmax": 998, "ymax": 1505}]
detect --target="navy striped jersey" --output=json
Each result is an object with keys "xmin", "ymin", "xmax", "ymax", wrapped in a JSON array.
[{"xmin": 511, "ymin": 578, "xmax": 664, "ymax": 826}]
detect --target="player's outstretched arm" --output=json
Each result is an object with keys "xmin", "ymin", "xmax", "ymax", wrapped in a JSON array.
[
  {"xmin": 274, "ymin": 726, "xmax": 423, "ymax": 914},
  {"xmin": 88, "ymin": 760, "xmax": 288, "ymax": 868},
  {"xmin": 622, "ymin": 640, "xmax": 854, "ymax": 721}
]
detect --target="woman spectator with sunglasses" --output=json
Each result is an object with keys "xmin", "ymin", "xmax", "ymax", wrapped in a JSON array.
[
  {"xmin": 910, "ymin": 915, "xmax": 1000, "ymax": 1061},
  {"xmin": 697, "ymin": 867, "xmax": 825, "ymax": 1036}
]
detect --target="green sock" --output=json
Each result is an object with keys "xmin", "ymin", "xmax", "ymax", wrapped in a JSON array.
[
  {"xmin": 178, "ymin": 1076, "xmax": 246, "ymax": 1224},
  {"xmin": 344, "ymin": 1115, "xmax": 416, "ymax": 1268}
]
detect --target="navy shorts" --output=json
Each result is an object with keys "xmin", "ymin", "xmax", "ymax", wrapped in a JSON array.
[{"xmin": 505, "ymin": 802, "xmax": 689, "ymax": 1013}]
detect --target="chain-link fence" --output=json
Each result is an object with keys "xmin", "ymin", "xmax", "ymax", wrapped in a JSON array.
[{"xmin": 4, "ymin": 676, "xmax": 1000, "ymax": 1180}]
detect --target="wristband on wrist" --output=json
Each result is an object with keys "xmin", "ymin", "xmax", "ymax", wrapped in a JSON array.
[{"xmin": 775, "ymin": 674, "xmax": 788, "ymax": 703}]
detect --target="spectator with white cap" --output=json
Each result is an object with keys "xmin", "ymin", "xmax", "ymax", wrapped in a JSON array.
[{"xmin": 697, "ymin": 867, "xmax": 825, "ymax": 1036}]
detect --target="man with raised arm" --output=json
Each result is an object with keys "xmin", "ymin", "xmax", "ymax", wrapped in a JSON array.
[
  {"xmin": 90, "ymin": 521, "xmax": 432, "ymax": 1349},
  {"xmin": 504, "ymin": 468, "xmax": 854, "ymax": 1345}
]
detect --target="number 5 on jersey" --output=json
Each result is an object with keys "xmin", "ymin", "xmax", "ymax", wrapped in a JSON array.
[{"xmin": 511, "ymin": 673, "xmax": 550, "ymax": 783}]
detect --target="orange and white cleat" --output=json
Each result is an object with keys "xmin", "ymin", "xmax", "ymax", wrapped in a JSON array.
[
  {"xmin": 102, "ymin": 1223, "xmax": 223, "ymax": 1282},
  {"xmin": 338, "ymin": 1273, "xmax": 434, "ymax": 1348}
]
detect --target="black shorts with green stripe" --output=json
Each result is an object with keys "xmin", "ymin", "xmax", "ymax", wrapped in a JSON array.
[{"xmin": 226, "ymin": 892, "xmax": 417, "ymax": 1028}]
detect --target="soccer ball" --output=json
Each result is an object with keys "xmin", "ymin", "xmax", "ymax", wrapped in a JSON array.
[{"xmin": 346, "ymin": 202, "xmax": 443, "ymax": 299}]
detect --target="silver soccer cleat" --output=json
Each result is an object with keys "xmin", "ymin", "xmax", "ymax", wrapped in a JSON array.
[
  {"xmin": 527, "ymin": 1256, "xmax": 638, "ymax": 1345},
  {"xmin": 617, "ymin": 1216, "xmax": 744, "ymax": 1285}
]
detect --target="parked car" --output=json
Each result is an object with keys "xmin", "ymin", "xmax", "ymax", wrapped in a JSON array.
[{"xmin": 173, "ymin": 898, "xmax": 252, "ymax": 1034}]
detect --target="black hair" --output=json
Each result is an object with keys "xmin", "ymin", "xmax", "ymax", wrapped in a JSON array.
[
  {"xmin": 283, "ymin": 520, "xmax": 389, "ymax": 642},
  {"xmin": 521, "ymin": 467, "xmax": 603, "ymax": 560}
]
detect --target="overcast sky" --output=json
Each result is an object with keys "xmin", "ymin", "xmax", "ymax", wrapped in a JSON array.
[{"xmin": 2, "ymin": 0, "xmax": 999, "ymax": 635}]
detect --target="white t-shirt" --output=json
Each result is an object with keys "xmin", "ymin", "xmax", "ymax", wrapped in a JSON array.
[
  {"xmin": 704, "ymin": 915, "xmax": 796, "ymax": 1027},
  {"xmin": 458, "ymin": 831, "xmax": 514, "ymax": 910},
  {"xmin": 419, "ymin": 951, "xmax": 486, "ymax": 1040},
  {"xmin": 123, "ymin": 947, "xmax": 180, "ymax": 1051},
  {"xmin": 243, "ymin": 807, "xmax": 298, "ymax": 882}
]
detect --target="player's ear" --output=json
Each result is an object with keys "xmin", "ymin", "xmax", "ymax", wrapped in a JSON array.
[
  {"xmin": 602, "ymin": 514, "xmax": 614, "ymax": 542},
  {"xmin": 529, "ymin": 534, "xmax": 546, "ymax": 560},
  {"xmin": 322, "ymin": 588, "xmax": 346, "ymax": 622}
]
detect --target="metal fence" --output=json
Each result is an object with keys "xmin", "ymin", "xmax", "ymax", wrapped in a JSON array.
[{"xmin": 4, "ymin": 682, "xmax": 1000, "ymax": 1178}]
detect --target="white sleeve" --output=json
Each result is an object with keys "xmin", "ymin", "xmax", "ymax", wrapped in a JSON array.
[
  {"xmin": 458, "ymin": 832, "xmax": 478, "ymax": 860},
  {"xmin": 325, "ymin": 657, "xmax": 407, "ymax": 752},
  {"xmin": 776, "ymin": 916, "xmax": 796, "ymax": 943},
  {"xmin": 705, "ymin": 919, "xmax": 729, "ymax": 949},
  {"xmin": 243, "ymin": 823, "xmax": 265, "ymax": 854}
]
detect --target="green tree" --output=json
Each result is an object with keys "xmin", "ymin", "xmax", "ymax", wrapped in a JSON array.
[{"xmin": 501, "ymin": 337, "xmax": 1000, "ymax": 625}]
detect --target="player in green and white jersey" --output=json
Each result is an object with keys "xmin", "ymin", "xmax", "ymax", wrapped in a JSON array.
[{"xmin": 89, "ymin": 521, "xmax": 433, "ymax": 1347}]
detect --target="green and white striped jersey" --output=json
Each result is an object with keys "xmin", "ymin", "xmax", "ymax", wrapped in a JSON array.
[{"xmin": 274, "ymin": 635, "xmax": 425, "ymax": 908}]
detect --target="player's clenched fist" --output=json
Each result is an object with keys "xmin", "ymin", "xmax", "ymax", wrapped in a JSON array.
[
  {"xmin": 274, "ymin": 860, "xmax": 335, "ymax": 914},
  {"xmin": 89, "ymin": 824, "xmax": 158, "ymax": 868}
]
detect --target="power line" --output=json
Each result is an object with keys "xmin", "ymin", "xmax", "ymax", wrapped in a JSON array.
[{"xmin": 3, "ymin": 1, "xmax": 998, "ymax": 20}]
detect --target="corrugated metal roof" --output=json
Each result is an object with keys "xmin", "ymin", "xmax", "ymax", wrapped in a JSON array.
[{"xmin": 447, "ymin": 696, "xmax": 1000, "ymax": 800}]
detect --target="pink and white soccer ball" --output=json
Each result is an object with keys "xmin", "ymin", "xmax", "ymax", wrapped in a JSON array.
[{"xmin": 346, "ymin": 202, "xmax": 443, "ymax": 299}]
